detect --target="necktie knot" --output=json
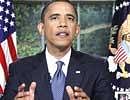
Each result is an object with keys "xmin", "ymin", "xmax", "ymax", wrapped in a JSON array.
[{"xmin": 56, "ymin": 61, "xmax": 64, "ymax": 71}]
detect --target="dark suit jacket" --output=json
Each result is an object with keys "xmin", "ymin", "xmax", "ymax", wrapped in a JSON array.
[{"xmin": 2, "ymin": 49, "xmax": 115, "ymax": 100}]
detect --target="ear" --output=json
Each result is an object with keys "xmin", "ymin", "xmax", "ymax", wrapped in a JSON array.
[
  {"xmin": 37, "ymin": 22, "xmax": 44, "ymax": 36},
  {"xmin": 75, "ymin": 24, "xmax": 80, "ymax": 37}
]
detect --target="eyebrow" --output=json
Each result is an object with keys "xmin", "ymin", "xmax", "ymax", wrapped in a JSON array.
[{"xmin": 48, "ymin": 13, "xmax": 76, "ymax": 19}]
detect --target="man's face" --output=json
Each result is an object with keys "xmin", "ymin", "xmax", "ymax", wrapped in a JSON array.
[{"xmin": 42, "ymin": 2, "xmax": 79, "ymax": 50}]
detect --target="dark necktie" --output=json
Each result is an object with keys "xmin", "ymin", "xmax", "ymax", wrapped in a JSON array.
[{"xmin": 51, "ymin": 61, "xmax": 65, "ymax": 100}]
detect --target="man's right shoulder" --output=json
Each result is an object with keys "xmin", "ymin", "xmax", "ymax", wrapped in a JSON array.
[{"xmin": 9, "ymin": 51, "xmax": 45, "ymax": 74}]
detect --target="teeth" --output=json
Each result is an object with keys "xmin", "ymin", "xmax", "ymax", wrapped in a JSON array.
[
  {"xmin": 60, "ymin": 33, "xmax": 66, "ymax": 36},
  {"xmin": 57, "ymin": 32, "xmax": 68, "ymax": 36}
]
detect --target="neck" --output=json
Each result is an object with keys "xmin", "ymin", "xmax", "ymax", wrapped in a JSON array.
[{"xmin": 46, "ymin": 45, "xmax": 71, "ymax": 59}]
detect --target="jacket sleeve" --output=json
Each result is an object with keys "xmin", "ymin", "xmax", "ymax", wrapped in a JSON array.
[{"xmin": 1, "ymin": 63, "xmax": 20, "ymax": 100}]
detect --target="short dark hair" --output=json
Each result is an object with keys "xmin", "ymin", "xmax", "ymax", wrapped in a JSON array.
[{"xmin": 41, "ymin": 0, "xmax": 78, "ymax": 23}]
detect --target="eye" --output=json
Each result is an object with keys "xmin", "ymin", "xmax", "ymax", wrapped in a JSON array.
[
  {"xmin": 67, "ymin": 17, "xmax": 74, "ymax": 21},
  {"xmin": 50, "ymin": 16, "xmax": 58, "ymax": 20}
]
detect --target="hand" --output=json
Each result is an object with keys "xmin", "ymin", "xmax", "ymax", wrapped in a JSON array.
[
  {"xmin": 14, "ymin": 82, "xmax": 36, "ymax": 100},
  {"xmin": 66, "ymin": 86, "xmax": 90, "ymax": 100}
]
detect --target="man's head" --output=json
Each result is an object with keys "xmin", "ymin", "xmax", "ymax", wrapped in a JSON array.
[
  {"xmin": 41, "ymin": 0, "xmax": 78, "ymax": 23},
  {"xmin": 37, "ymin": 0, "xmax": 80, "ymax": 51}
]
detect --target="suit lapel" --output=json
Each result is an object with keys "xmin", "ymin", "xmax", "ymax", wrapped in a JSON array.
[
  {"xmin": 30, "ymin": 51, "xmax": 53, "ymax": 100},
  {"xmin": 63, "ymin": 50, "xmax": 86, "ymax": 100},
  {"xmin": 29, "ymin": 49, "xmax": 87, "ymax": 100}
]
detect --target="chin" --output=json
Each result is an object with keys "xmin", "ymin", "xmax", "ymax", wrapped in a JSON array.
[
  {"xmin": 56, "ymin": 44, "xmax": 71, "ymax": 50},
  {"xmin": 56, "ymin": 42, "xmax": 70, "ymax": 46}
]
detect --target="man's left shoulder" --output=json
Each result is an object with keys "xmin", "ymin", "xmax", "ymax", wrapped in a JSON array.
[{"xmin": 75, "ymin": 51, "xmax": 106, "ymax": 63}]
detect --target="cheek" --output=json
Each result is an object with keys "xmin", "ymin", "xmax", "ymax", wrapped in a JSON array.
[
  {"xmin": 44, "ymin": 25, "xmax": 53, "ymax": 33},
  {"xmin": 69, "ymin": 25, "xmax": 77, "ymax": 31},
  {"xmin": 70, "ymin": 27, "xmax": 78, "ymax": 35}
]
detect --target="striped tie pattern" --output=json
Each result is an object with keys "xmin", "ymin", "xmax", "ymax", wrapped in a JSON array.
[{"xmin": 51, "ymin": 61, "xmax": 65, "ymax": 100}]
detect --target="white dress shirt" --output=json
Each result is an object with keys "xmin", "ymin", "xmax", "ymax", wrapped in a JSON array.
[{"xmin": 45, "ymin": 47, "xmax": 71, "ymax": 80}]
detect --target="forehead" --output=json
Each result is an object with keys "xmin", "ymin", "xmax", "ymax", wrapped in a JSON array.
[{"xmin": 45, "ymin": 2, "xmax": 76, "ymax": 16}]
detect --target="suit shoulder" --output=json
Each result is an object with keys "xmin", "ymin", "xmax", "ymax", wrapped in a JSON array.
[
  {"xmin": 9, "ymin": 52, "xmax": 44, "ymax": 73},
  {"xmin": 74, "ymin": 51, "xmax": 108, "ymax": 71},
  {"xmin": 75, "ymin": 51, "xmax": 106, "ymax": 63},
  {"xmin": 13, "ymin": 52, "xmax": 43, "ymax": 64}
]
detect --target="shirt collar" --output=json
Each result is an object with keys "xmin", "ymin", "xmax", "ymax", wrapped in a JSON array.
[{"xmin": 45, "ymin": 47, "xmax": 71, "ymax": 77}]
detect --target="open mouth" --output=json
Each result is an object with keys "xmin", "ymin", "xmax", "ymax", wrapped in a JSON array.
[{"xmin": 56, "ymin": 32, "xmax": 69, "ymax": 36}]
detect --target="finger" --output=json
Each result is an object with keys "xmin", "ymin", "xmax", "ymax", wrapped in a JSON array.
[
  {"xmin": 29, "ymin": 82, "xmax": 36, "ymax": 94},
  {"xmin": 18, "ymin": 83, "xmax": 25, "ymax": 92},
  {"xmin": 75, "ymin": 92, "xmax": 90, "ymax": 100},
  {"xmin": 74, "ymin": 86, "xmax": 90, "ymax": 100},
  {"xmin": 66, "ymin": 86, "xmax": 75, "ymax": 100},
  {"xmin": 74, "ymin": 86, "xmax": 82, "ymax": 92},
  {"xmin": 15, "ymin": 91, "xmax": 30, "ymax": 99},
  {"xmin": 29, "ymin": 82, "xmax": 36, "ymax": 100},
  {"xmin": 74, "ymin": 90, "xmax": 87, "ymax": 97},
  {"xmin": 75, "ymin": 92, "xmax": 89, "ymax": 99}
]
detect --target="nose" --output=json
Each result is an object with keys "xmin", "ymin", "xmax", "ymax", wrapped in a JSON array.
[{"xmin": 58, "ymin": 17, "xmax": 67, "ymax": 28}]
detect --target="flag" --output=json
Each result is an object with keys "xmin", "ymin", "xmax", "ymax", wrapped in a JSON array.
[
  {"xmin": 109, "ymin": 0, "xmax": 130, "ymax": 62},
  {"xmin": 109, "ymin": 0, "xmax": 130, "ymax": 48},
  {"xmin": 108, "ymin": 0, "xmax": 130, "ymax": 94},
  {"xmin": 114, "ymin": 44, "xmax": 127, "ymax": 63},
  {"xmin": 0, "ymin": 0, "xmax": 17, "ymax": 94}
]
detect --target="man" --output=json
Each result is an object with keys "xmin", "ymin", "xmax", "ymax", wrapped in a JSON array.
[{"xmin": 2, "ymin": 0, "xmax": 114, "ymax": 100}]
